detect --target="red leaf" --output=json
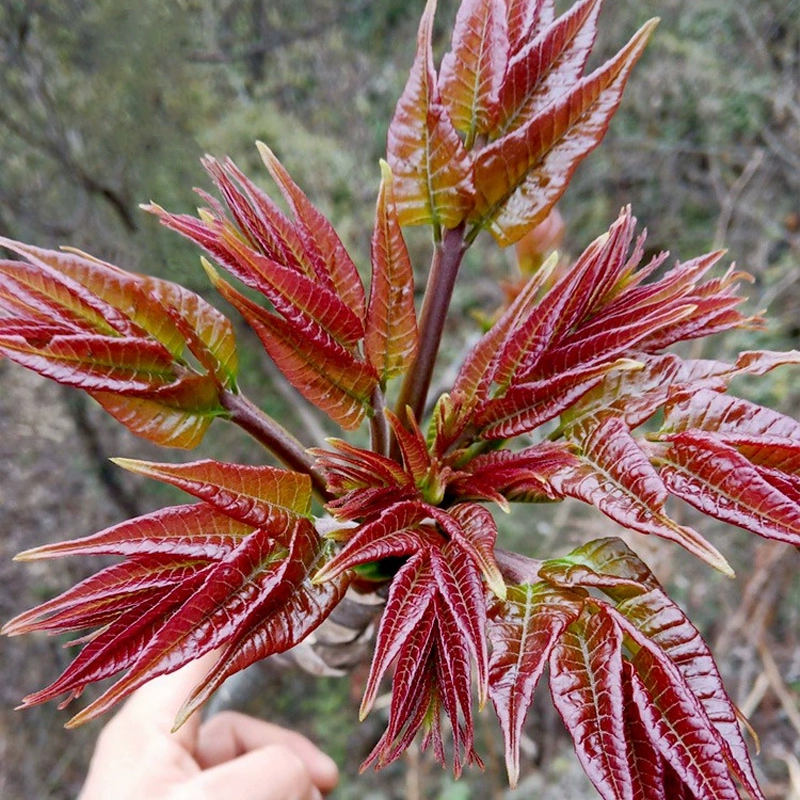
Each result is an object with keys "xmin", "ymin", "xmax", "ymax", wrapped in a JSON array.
[
  {"xmin": 311, "ymin": 438, "xmax": 411, "ymax": 494},
  {"xmin": 257, "ymin": 142, "xmax": 366, "ymax": 318},
  {"xmin": 386, "ymin": 0, "xmax": 476, "ymax": 228},
  {"xmin": 488, "ymin": 583, "xmax": 583, "ymax": 787},
  {"xmin": 111, "ymin": 458, "xmax": 313, "ymax": 529},
  {"xmin": 89, "ymin": 382, "xmax": 223, "ymax": 450},
  {"xmin": 433, "ymin": 598, "xmax": 481, "ymax": 776},
  {"xmin": 313, "ymin": 502, "xmax": 440, "ymax": 584},
  {"xmin": 3, "ymin": 557, "xmax": 211, "ymax": 636},
  {"xmin": 176, "ymin": 541, "xmax": 349, "ymax": 725},
  {"xmin": 208, "ymin": 265, "xmax": 377, "ymax": 429},
  {"xmin": 658, "ymin": 431, "xmax": 800, "ymax": 545},
  {"xmin": 430, "ymin": 543, "xmax": 489, "ymax": 705},
  {"xmin": 14, "ymin": 503, "xmax": 252, "ymax": 562},
  {"xmin": 439, "ymin": 0, "xmax": 509, "ymax": 138},
  {"xmin": 506, "ymin": 0, "xmax": 555, "ymax": 57},
  {"xmin": 549, "ymin": 417, "xmax": 733, "ymax": 574},
  {"xmin": 451, "ymin": 256, "xmax": 555, "ymax": 406},
  {"xmin": 628, "ymin": 647, "xmax": 741, "ymax": 800},
  {"xmin": 538, "ymin": 537, "xmax": 660, "ymax": 596},
  {"xmin": 386, "ymin": 408, "xmax": 434, "ymax": 487},
  {"xmin": 471, "ymin": 20, "xmax": 657, "ymax": 245},
  {"xmin": 430, "ymin": 503, "xmax": 505, "ymax": 599},
  {"xmin": 621, "ymin": 662, "xmax": 667, "ymax": 800},
  {"xmin": 476, "ymin": 358, "xmax": 641, "ymax": 439},
  {"xmin": 138, "ymin": 273, "xmax": 238, "ymax": 388},
  {"xmin": 361, "ymin": 606, "xmax": 438, "ymax": 770},
  {"xmin": 0, "ymin": 240, "xmax": 182, "ymax": 348},
  {"xmin": 496, "ymin": 0, "xmax": 603, "ymax": 136},
  {"xmin": 360, "ymin": 550, "xmax": 438, "ymax": 718},
  {"xmin": 450, "ymin": 441, "xmax": 577, "ymax": 505},
  {"xmin": 366, "ymin": 162, "xmax": 419, "ymax": 384},
  {"xmin": 664, "ymin": 386, "xmax": 800, "ymax": 440},
  {"xmin": 613, "ymin": 588, "xmax": 764, "ymax": 799},
  {"xmin": 0, "ymin": 332, "xmax": 179, "ymax": 393},
  {"xmin": 549, "ymin": 608, "xmax": 634, "ymax": 800},
  {"xmin": 212, "ymin": 228, "xmax": 364, "ymax": 348}
]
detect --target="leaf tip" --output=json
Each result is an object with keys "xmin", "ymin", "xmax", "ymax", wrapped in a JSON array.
[
  {"xmin": 109, "ymin": 456, "xmax": 145, "ymax": 474},
  {"xmin": 255, "ymin": 140, "xmax": 276, "ymax": 169},
  {"xmin": 378, "ymin": 159, "xmax": 393, "ymax": 185}
]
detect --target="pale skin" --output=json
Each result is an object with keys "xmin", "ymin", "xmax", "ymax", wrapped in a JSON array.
[{"xmin": 77, "ymin": 654, "xmax": 339, "ymax": 800}]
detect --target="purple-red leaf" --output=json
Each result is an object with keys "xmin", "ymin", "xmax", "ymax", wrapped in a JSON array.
[
  {"xmin": 613, "ymin": 587, "xmax": 764, "ymax": 799},
  {"xmin": 627, "ymin": 647, "xmax": 741, "ymax": 800},
  {"xmin": 496, "ymin": 0, "xmax": 603, "ymax": 137},
  {"xmin": 549, "ymin": 608, "xmax": 634, "ymax": 800},
  {"xmin": 13, "ymin": 503, "xmax": 253, "ymax": 563},
  {"xmin": 176, "ymin": 540, "xmax": 349, "ymax": 726},
  {"xmin": 430, "ymin": 543, "xmax": 489, "ymax": 705},
  {"xmin": 657, "ymin": 430, "xmax": 800, "ymax": 545},
  {"xmin": 111, "ymin": 458, "xmax": 312, "ymax": 528},
  {"xmin": 256, "ymin": 142, "xmax": 366, "ymax": 318},
  {"xmin": 207, "ymin": 264, "xmax": 377, "ymax": 429},
  {"xmin": 549, "ymin": 417, "xmax": 733, "ymax": 574},
  {"xmin": 360, "ymin": 550, "xmax": 438, "ymax": 718},
  {"xmin": 488, "ymin": 583, "xmax": 583, "ymax": 787}
]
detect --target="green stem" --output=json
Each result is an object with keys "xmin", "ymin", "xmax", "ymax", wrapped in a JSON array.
[
  {"xmin": 394, "ymin": 222, "xmax": 467, "ymax": 429},
  {"xmin": 221, "ymin": 389, "xmax": 330, "ymax": 500}
]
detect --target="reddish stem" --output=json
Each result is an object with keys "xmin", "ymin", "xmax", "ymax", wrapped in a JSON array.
[
  {"xmin": 394, "ymin": 223, "xmax": 467, "ymax": 429},
  {"xmin": 221, "ymin": 389, "xmax": 330, "ymax": 500}
]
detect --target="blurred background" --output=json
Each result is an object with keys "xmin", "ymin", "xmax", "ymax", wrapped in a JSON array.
[{"xmin": 0, "ymin": 0, "xmax": 798, "ymax": 797}]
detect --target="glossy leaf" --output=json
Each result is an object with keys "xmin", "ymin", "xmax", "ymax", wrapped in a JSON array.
[
  {"xmin": 627, "ymin": 648, "xmax": 741, "ymax": 799},
  {"xmin": 656, "ymin": 431, "xmax": 800, "ymax": 545},
  {"xmin": 495, "ymin": 0, "xmax": 603, "ymax": 137},
  {"xmin": 386, "ymin": 0, "xmax": 475, "ymax": 228},
  {"xmin": 0, "ymin": 239, "xmax": 235, "ymax": 448},
  {"xmin": 550, "ymin": 608, "xmax": 633, "ymax": 800},
  {"xmin": 550, "ymin": 417, "xmax": 733, "ymax": 574},
  {"xmin": 488, "ymin": 583, "xmax": 583, "ymax": 786},
  {"xmin": 360, "ymin": 550, "xmax": 438, "ymax": 717},
  {"xmin": 256, "ymin": 142, "xmax": 366, "ymax": 317},
  {"xmin": 471, "ymin": 20, "xmax": 657, "ymax": 244},
  {"xmin": 112, "ymin": 458, "xmax": 313, "ymax": 526},
  {"xmin": 439, "ymin": 0, "xmax": 509, "ymax": 138},
  {"xmin": 207, "ymin": 263, "xmax": 377, "ymax": 429},
  {"xmin": 614, "ymin": 587, "xmax": 764, "ymax": 799},
  {"xmin": 366, "ymin": 161, "xmax": 419, "ymax": 384}
]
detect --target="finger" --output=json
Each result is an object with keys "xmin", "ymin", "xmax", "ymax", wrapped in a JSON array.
[
  {"xmin": 104, "ymin": 651, "xmax": 220, "ymax": 748},
  {"xmin": 195, "ymin": 711, "xmax": 338, "ymax": 792},
  {"xmin": 187, "ymin": 744, "xmax": 325, "ymax": 800}
]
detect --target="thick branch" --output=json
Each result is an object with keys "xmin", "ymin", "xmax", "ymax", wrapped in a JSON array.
[
  {"xmin": 220, "ymin": 389, "xmax": 330, "ymax": 500},
  {"xmin": 394, "ymin": 223, "xmax": 467, "ymax": 427}
]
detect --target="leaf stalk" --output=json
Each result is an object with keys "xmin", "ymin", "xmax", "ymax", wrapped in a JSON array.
[
  {"xmin": 220, "ymin": 389, "xmax": 330, "ymax": 499},
  {"xmin": 394, "ymin": 222, "xmax": 467, "ymax": 431}
]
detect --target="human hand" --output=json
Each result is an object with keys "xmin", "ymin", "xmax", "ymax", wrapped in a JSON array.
[{"xmin": 77, "ymin": 654, "xmax": 339, "ymax": 800}]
